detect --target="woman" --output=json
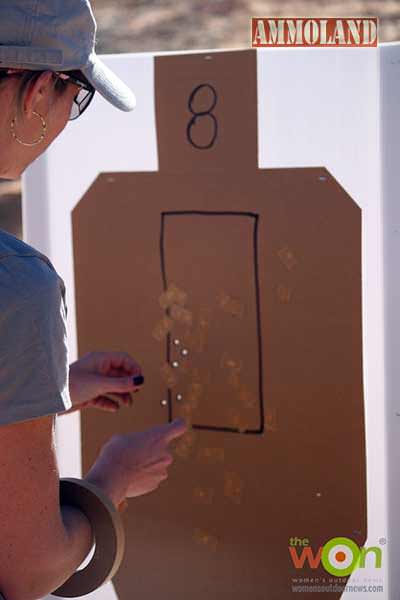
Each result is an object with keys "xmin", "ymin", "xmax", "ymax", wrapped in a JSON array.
[{"xmin": 0, "ymin": 1, "xmax": 187, "ymax": 598}]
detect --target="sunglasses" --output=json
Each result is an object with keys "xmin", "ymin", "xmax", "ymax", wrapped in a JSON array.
[{"xmin": 54, "ymin": 71, "xmax": 96, "ymax": 121}]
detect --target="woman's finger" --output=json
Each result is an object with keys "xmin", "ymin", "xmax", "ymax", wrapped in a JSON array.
[
  {"xmin": 144, "ymin": 469, "xmax": 169, "ymax": 481},
  {"xmin": 135, "ymin": 454, "xmax": 174, "ymax": 473},
  {"xmin": 106, "ymin": 352, "xmax": 142, "ymax": 375},
  {"xmin": 104, "ymin": 392, "xmax": 133, "ymax": 406},
  {"xmin": 120, "ymin": 392, "xmax": 133, "ymax": 406},
  {"xmin": 92, "ymin": 396, "xmax": 120, "ymax": 412}
]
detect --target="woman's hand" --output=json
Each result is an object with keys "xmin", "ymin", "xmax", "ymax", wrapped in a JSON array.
[
  {"xmin": 65, "ymin": 351, "xmax": 143, "ymax": 414},
  {"xmin": 85, "ymin": 418, "xmax": 189, "ymax": 507}
]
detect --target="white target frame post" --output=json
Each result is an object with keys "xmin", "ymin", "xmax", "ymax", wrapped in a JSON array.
[{"xmin": 21, "ymin": 45, "xmax": 397, "ymax": 599}]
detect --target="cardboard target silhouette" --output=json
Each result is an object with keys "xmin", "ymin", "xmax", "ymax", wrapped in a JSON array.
[{"xmin": 72, "ymin": 49, "xmax": 366, "ymax": 599}]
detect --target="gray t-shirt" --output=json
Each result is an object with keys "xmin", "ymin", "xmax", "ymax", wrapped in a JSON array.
[{"xmin": 0, "ymin": 229, "xmax": 71, "ymax": 425}]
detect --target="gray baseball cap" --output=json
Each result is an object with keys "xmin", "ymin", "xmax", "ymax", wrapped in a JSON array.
[{"xmin": 0, "ymin": 0, "xmax": 136, "ymax": 112}]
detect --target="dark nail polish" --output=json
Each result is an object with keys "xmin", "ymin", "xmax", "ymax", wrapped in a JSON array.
[{"xmin": 133, "ymin": 375, "xmax": 144, "ymax": 386}]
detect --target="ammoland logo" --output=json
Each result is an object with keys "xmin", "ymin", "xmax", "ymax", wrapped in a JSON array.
[
  {"xmin": 289, "ymin": 536, "xmax": 383, "ymax": 576},
  {"xmin": 251, "ymin": 18, "xmax": 378, "ymax": 47}
]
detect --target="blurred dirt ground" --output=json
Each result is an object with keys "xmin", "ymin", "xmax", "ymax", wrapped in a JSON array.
[
  {"xmin": 90, "ymin": 0, "xmax": 400, "ymax": 54},
  {"xmin": 2, "ymin": 0, "xmax": 399, "ymax": 238}
]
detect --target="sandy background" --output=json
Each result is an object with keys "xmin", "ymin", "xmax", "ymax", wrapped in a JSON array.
[{"xmin": 1, "ymin": 0, "xmax": 398, "ymax": 238}]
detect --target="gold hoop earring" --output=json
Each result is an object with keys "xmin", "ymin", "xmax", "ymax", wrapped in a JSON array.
[{"xmin": 10, "ymin": 111, "xmax": 47, "ymax": 147}]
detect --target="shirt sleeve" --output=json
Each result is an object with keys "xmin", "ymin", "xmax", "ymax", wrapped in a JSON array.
[{"xmin": 0, "ymin": 259, "xmax": 72, "ymax": 425}]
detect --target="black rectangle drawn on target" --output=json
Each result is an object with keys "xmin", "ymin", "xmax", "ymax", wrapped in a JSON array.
[{"xmin": 160, "ymin": 211, "xmax": 264, "ymax": 434}]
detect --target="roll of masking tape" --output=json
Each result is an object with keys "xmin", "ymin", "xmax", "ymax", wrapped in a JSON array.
[{"xmin": 52, "ymin": 478, "xmax": 125, "ymax": 598}]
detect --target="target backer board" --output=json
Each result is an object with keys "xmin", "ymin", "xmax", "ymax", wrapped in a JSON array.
[{"xmin": 20, "ymin": 44, "xmax": 398, "ymax": 599}]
